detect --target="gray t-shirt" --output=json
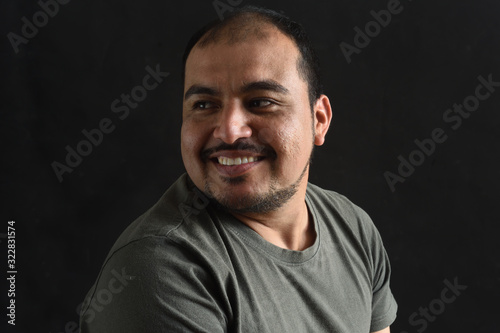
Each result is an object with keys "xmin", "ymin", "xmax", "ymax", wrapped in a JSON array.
[{"xmin": 80, "ymin": 174, "xmax": 397, "ymax": 332}]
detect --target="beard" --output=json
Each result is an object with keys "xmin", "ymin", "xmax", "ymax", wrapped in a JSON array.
[
  {"xmin": 199, "ymin": 127, "xmax": 315, "ymax": 214},
  {"xmin": 203, "ymin": 160, "xmax": 309, "ymax": 214}
]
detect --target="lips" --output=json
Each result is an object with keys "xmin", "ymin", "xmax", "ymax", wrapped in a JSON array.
[
  {"xmin": 212, "ymin": 155, "xmax": 262, "ymax": 177},
  {"xmin": 201, "ymin": 142, "xmax": 275, "ymax": 178},
  {"xmin": 208, "ymin": 151, "xmax": 265, "ymax": 178}
]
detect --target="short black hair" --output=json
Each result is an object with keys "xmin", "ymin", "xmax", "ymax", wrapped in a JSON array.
[{"xmin": 182, "ymin": 6, "xmax": 323, "ymax": 107}]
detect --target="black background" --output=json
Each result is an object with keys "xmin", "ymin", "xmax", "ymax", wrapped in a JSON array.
[{"xmin": 2, "ymin": 0, "xmax": 499, "ymax": 332}]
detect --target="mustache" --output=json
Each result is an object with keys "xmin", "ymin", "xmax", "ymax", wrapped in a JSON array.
[{"xmin": 200, "ymin": 141, "xmax": 276, "ymax": 161}]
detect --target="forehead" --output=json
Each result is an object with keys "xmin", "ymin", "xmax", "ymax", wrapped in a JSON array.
[{"xmin": 184, "ymin": 27, "xmax": 302, "ymax": 90}]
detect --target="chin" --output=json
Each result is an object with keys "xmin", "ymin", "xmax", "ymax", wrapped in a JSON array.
[{"xmin": 205, "ymin": 178, "xmax": 258, "ymax": 203}]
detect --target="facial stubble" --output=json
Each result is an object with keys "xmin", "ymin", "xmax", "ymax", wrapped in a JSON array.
[{"xmin": 200, "ymin": 101, "xmax": 317, "ymax": 214}]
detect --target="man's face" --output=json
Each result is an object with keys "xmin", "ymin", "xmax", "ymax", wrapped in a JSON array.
[{"xmin": 181, "ymin": 26, "xmax": 316, "ymax": 213}]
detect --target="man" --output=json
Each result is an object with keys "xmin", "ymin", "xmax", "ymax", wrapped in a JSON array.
[{"xmin": 80, "ymin": 6, "xmax": 397, "ymax": 332}]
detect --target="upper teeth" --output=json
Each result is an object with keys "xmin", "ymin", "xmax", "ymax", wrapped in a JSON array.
[{"xmin": 217, "ymin": 156, "xmax": 257, "ymax": 166}]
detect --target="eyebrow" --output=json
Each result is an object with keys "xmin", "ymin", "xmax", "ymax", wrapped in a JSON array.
[
  {"xmin": 241, "ymin": 80, "xmax": 290, "ymax": 95},
  {"xmin": 184, "ymin": 85, "xmax": 220, "ymax": 100},
  {"xmin": 184, "ymin": 80, "xmax": 289, "ymax": 100}
]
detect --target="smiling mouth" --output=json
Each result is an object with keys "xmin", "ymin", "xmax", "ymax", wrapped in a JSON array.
[
  {"xmin": 216, "ymin": 156, "xmax": 263, "ymax": 166},
  {"xmin": 209, "ymin": 154, "xmax": 265, "ymax": 178}
]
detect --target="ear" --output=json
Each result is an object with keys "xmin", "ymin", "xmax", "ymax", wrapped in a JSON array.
[{"xmin": 313, "ymin": 94, "xmax": 332, "ymax": 146}]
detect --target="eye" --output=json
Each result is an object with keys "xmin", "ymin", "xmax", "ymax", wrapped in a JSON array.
[
  {"xmin": 248, "ymin": 99, "xmax": 273, "ymax": 108},
  {"xmin": 193, "ymin": 101, "xmax": 218, "ymax": 110}
]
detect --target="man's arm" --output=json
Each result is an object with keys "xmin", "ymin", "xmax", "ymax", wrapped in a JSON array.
[{"xmin": 372, "ymin": 327, "xmax": 390, "ymax": 333}]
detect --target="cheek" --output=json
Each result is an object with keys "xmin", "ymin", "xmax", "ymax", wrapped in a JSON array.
[
  {"xmin": 260, "ymin": 115, "xmax": 312, "ymax": 174},
  {"xmin": 256, "ymin": 127, "xmax": 275, "ymax": 145},
  {"xmin": 276, "ymin": 116, "xmax": 311, "ymax": 157},
  {"xmin": 181, "ymin": 121, "xmax": 211, "ymax": 188},
  {"xmin": 181, "ymin": 121, "xmax": 204, "ymax": 163},
  {"xmin": 255, "ymin": 116, "xmax": 301, "ymax": 147},
  {"xmin": 276, "ymin": 127, "xmax": 302, "ymax": 160}
]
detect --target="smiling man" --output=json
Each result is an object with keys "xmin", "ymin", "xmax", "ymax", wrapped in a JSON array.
[{"xmin": 80, "ymin": 6, "xmax": 397, "ymax": 333}]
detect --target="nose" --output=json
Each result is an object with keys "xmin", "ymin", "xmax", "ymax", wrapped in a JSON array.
[{"xmin": 213, "ymin": 101, "xmax": 252, "ymax": 144}]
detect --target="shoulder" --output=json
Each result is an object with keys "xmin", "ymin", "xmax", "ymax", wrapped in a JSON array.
[
  {"xmin": 80, "ymin": 235, "xmax": 229, "ymax": 332},
  {"xmin": 81, "ymin": 175, "xmax": 233, "ymax": 330},
  {"xmin": 306, "ymin": 183, "xmax": 384, "ymax": 251},
  {"xmin": 307, "ymin": 183, "xmax": 373, "ymax": 229},
  {"xmin": 92, "ymin": 174, "xmax": 233, "ymax": 293},
  {"xmin": 104, "ymin": 174, "xmax": 214, "ymax": 257}
]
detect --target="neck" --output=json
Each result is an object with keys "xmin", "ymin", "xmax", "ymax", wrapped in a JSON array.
[{"xmin": 230, "ymin": 179, "xmax": 315, "ymax": 251}]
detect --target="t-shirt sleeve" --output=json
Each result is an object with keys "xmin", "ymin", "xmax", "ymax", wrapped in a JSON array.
[
  {"xmin": 79, "ymin": 236, "xmax": 228, "ymax": 333},
  {"xmin": 362, "ymin": 211, "xmax": 398, "ymax": 332}
]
